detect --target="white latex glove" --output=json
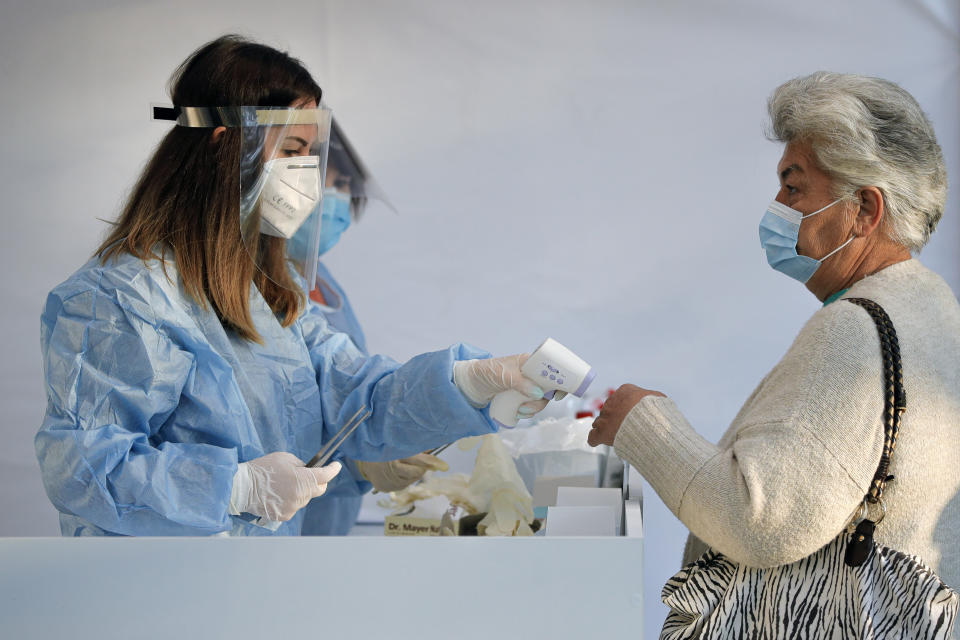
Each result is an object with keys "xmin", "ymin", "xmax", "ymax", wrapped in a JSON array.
[
  {"xmin": 453, "ymin": 354, "xmax": 550, "ymax": 416},
  {"xmin": 356, "ymin": 453, "xmax": 450, "ymax": 493},
  {"xmin": 228, "ymin": 452, "xmax": 342, "ymax": 522}
]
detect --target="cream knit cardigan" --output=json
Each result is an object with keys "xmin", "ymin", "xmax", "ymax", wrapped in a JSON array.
[{"xmin": 614, "ymin": 259, "xmax": 960, "ymax": 596}]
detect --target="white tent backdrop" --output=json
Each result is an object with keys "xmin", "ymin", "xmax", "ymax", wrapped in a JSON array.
[{"xmin": 1, "ymin": 1, "xmax": 956, "ymax": 637}]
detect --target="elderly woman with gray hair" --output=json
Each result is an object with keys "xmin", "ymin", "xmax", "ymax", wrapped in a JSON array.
[{"xmin": 590, "ymin": 72, "xmax": 959, "ymax": 636}]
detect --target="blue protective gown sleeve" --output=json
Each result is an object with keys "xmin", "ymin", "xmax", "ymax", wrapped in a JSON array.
[
  {"xmin": 299, "ymin": 300, "xmax": 497, "ymax": 462},
  {"xmin": 35, "ymin": 280, "xmax": 238, "ymax": 536}
]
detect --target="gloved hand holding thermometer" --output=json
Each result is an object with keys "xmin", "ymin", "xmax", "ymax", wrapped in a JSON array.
[{"xmin": 454, "ymin": 339, "xmax": 595, "ymax": 428}]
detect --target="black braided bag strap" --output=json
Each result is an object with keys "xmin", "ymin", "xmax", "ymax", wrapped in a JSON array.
[
  {"xmin": 843, "ymin": 298, "xmax": 907, "ymax": 567},
  {"xmin": 845, "ymin": 298, "xmax": 907, "ymax": 504}
]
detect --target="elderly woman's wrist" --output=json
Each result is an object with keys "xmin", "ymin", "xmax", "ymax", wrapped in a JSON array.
[
  {"xmin": 614, "ymin": 395, "xmax": 669, "ymax": 447},
  {"xmin": 613, "ymin": 395, "xmax": 716, "ymax": 514}
]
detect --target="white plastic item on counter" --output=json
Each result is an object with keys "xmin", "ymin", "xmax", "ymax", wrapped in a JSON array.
[
  {"xmin": 498, "ymin": 417, "xmax": 606, "ymax": 492},
  {"xmin": 556, "ymin": 486, "xmax": 624, "ymax": 534},
  {"xmin": 545, "ymin": 505, "xmax": 618, "ymax": 536}
]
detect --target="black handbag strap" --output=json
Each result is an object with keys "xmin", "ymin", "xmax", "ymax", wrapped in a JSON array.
[{"xmin": 845, "ymin": 298, "xmax": 907, "ymax": 504}]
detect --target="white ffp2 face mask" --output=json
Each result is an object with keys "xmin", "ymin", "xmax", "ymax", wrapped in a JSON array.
[{"xmin": 257, "ymin": 156, "xmax": 321, "ymax": 239}]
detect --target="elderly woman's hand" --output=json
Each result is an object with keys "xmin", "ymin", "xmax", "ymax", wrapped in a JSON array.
[{"xmin": 588, "ymin": 384, "xmax": 666, "ymax": 447}]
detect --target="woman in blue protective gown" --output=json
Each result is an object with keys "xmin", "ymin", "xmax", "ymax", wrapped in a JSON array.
[
  {"xmin": 35, "ymin": 35, "xmax": 547, "ymax": 537},
  {"xmin": 297, "ymin": 121, "xmax": 452, "ymax": 536},
  {"xmin": 299, "ymin": 260, "xmax": 372, "ymax": 535}
]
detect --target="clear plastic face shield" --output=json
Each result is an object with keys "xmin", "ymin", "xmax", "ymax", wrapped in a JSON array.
[
  {"xmin": 290, "ymin": 117, "xmax": 398, "ymax": 295},
  {"xmin": 327, "ymin": 118, "xmax": 396, "ymax": 220},
  {"xmin": 240, "ymin": 106, "xmax": 332, "ymax": 294},
  {"xmin": 154, "ymin": 104, "xmax": 332, "ymax": 295}
]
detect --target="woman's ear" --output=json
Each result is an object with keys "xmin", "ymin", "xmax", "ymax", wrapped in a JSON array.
[
  {"xmin": 210, "ymin": 126, "xmax": 227, "ymax": 145},
  {"xmin": 853, "ymin": 186, "xmax": 885, "ymax": 238}
]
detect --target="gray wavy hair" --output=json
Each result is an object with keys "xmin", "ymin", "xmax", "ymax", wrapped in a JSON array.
[{"xmin": 768, "ymin": 72, "xmax": 946, "ymax": 251}]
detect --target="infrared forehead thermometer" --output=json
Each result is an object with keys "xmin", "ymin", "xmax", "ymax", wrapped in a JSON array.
[{"xmin": 489, "ymin": 338, "xmax": 596, "ymax": 428}]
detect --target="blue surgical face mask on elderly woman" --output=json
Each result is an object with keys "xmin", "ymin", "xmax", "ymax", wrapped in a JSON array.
[
  {"xmin": 290, "ymin": 188, "xmax": 353, "ymax": 260},
  {"xmin": 759, "ymin": 199, "xmax": 855, "ymax": 283}
]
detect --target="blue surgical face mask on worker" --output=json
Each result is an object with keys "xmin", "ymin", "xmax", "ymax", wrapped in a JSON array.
[
  {"xmin": 315, "ymin": 189, "xmax": 352, "ymax": 255},
  {"xmin": 290, "ymin": 189, "xmax": 352, "ymax": 258},
  {"xmin": 759, "ymin": 198, "xmax": 855, "ymax": 283}
]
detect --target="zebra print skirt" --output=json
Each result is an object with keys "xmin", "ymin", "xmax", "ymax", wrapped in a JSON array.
[{"xmin": 660, "ymin": 535, "xmax": 958, "ymax": 639}]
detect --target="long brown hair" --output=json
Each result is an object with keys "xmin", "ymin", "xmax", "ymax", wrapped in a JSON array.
[{"xmin": 97, "ymin": 35, "xmax": 322, "ymax": 343}]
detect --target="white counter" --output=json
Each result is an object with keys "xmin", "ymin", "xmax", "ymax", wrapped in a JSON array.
[{"xmin": 0, "ymin": 532, "xmax": 642, "ymax": 639}]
